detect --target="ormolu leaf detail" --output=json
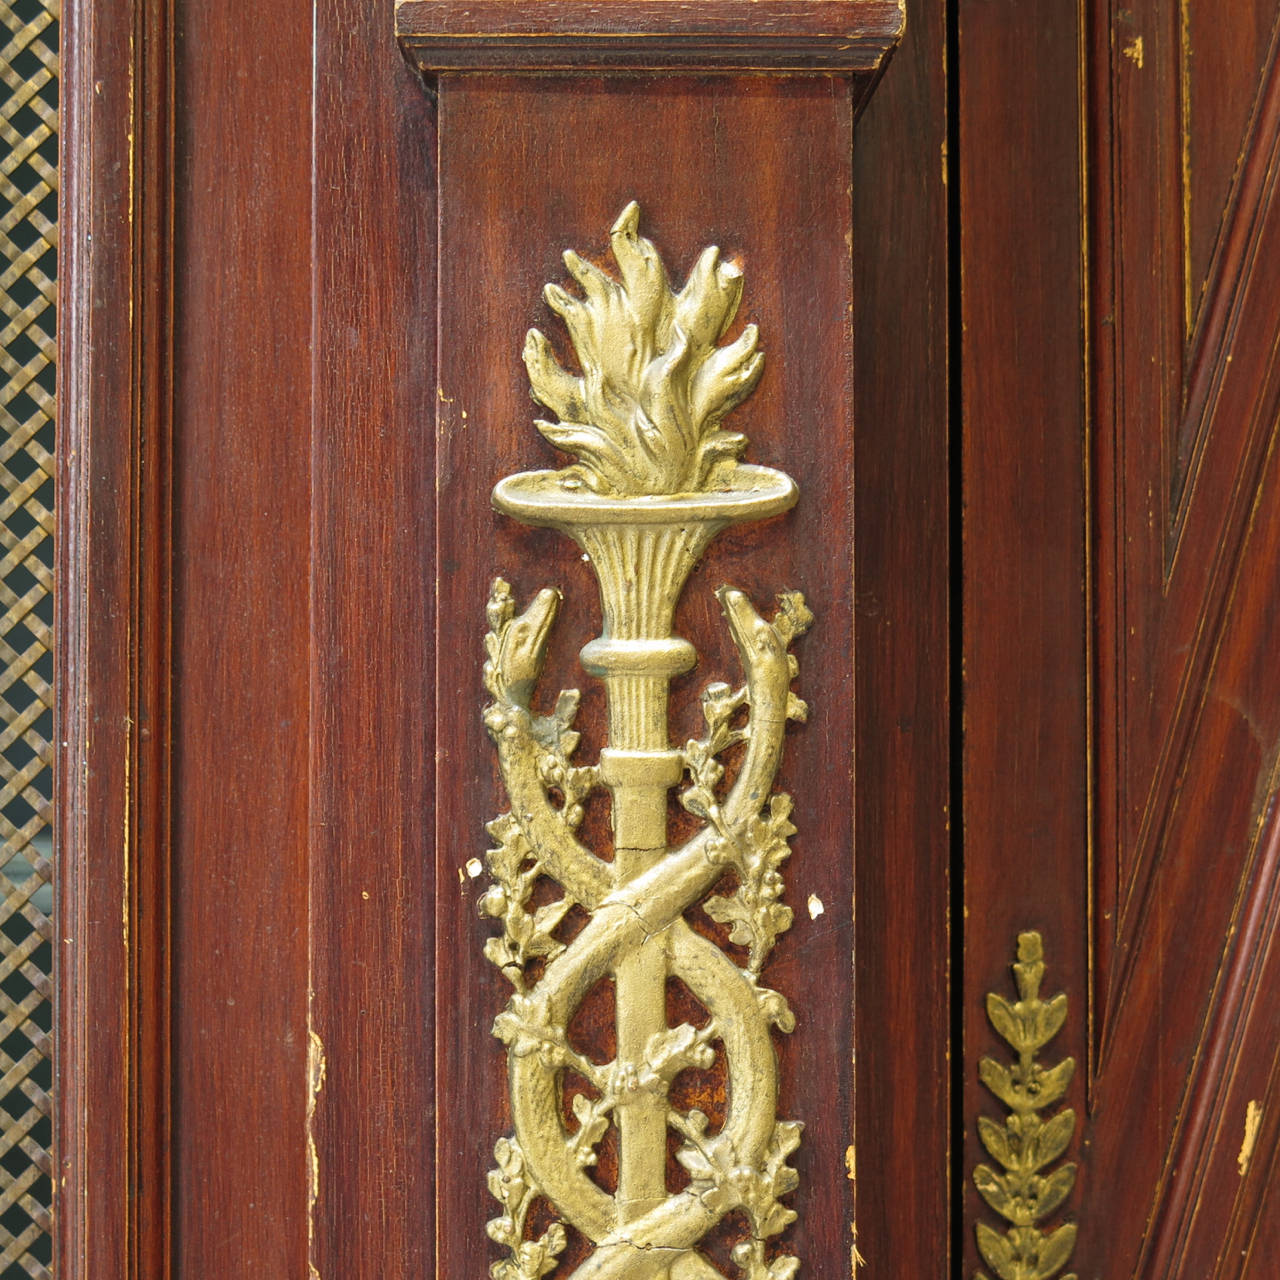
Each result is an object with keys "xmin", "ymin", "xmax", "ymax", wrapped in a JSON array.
[
  {"xmin": 487, "ymin": 1136, "xmax": 571, "ymax": 1280},
  {"xmin": 973, "ymin": 933, "xmax": 1079, "ymax": 1280},
  {"xmin": 1036, "ymin": 1224, "xmax": 1077, "ymax": 1277},
  {"xmin": 1033, "ymin": 1110, "xmax": 1076, "ymax": 1167},
  {"xmin": 975, "ymin": 1219, "xmax": 1017, "ymax": 1280},
  {"xmin": 985, "ymin": 990, "xmax": 1068, "ymax": 1055},
  {"xmin": 1033, "ymin": 1165, "xmax": 1078, "ymax": 1220},
  {"xmin": 567, "ymin": 1092, "xmax": 612, "ymax": 1169},
  {"xmin": 977, "ymin": 1115, "xmax": 1016, "ymax": 1170}
]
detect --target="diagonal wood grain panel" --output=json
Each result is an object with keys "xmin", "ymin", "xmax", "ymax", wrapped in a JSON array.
[
  {"xmin": 1088, "ymin": 2, "xmax": 1280, "ymax": 1274},
  {"xmin": 1082, "ymin": 409, "xmax": 1280, "ymax": 1274},
  {"xmin": 1182, "ymin": 1, "xmax": 1279, "ymax": 340},
  {"xmin": 1096, "ymin": 3, "xmax": 1280, "ymax": 1041},
  {"xmin": 1101, "ymin": 34, "xmax": 1280, "ymax": 1036}
]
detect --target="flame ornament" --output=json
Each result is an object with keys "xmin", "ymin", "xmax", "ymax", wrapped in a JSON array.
[
  {"xmin": 481, "ymin": 206, "xmax": 810, "ymax": 1280},
  {"xmin": 522, "ymin": 201, "xmax": 764, "ymax": 496}
]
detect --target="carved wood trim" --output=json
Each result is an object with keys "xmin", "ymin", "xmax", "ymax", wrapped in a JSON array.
[
  {"xmin": 56, "ymin": 1, "xmax": 175, "ymax": 1275},
  {"xmin": 1176, "ymin": 29, "xmax": 1280, "ymax": 531},
  {"xmin": 1140, "ymin": 795, "xmax": 1280, "ymax": 1275},
  {"xmin": 395, "ymin": 0, "xmax": 903, "ymax": 72},
  {"xmin": 1095, "ymin": 28, "xmax": 1280, "ymax": 1048}
]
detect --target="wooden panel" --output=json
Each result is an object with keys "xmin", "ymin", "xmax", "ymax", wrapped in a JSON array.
[
  {"xmin": 1075, "ymin": 0, "xmax": 1280, "ymax": 1273},
  {"xmin": 1082, "ymin": 426, "xmax": 1280, "ymax": 1275},
  {"xmin": 1096, "ymin": 4, "xmax": 1280, "ymax": 972},
  {"xmin": 61, "ymin": 0, "xmax": 319, "ymax": 1271},
  {"xmin": 1233, "ymin": 1091, "xmax": 1280, "ymax": 1267},
  {"xmin": 168, "ymin": 0, "xmax": 313, "ymax": 1271},
  {"xmin": 958, "ymin": 0, "xmax": 1089, "ymax": 1274},
  {"xmin": 62, "ymin": 2, "xmax": 915, "ymax": 1274},
  {"xmin": 1142, "ymin": 799, "xmax": 1280, "ymax": 1275},
  {"xmin": 850, "ymin": 0, "xmax": 952, "ymax": 1268},
  {"xmin": 1082, "ymin": 101, "xmax": 1280, "ymax": 1259},
  {"xmin": 433, "ymin": 74, "xmax": 859, "ymax": 1280},
  {"xmin": 61, "ymin": 2, "xmax": 1280, "ymax": 1277},
  {"xmin": 307, "ymin": 0, "xmax": 438, "ymax": 1274},
  {"xmin": 1184, "ymin": 0, "xmax": 1279, "ymax": 323}
]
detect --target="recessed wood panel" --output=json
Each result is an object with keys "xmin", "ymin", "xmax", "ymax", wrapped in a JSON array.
[
  {"xmin": 1185, "ymin": 0, "xmax": 1278, "ymax": 334},
  {"xmin": 433, "ymin": 74, "xmax": 856, "ymax": 1280}
]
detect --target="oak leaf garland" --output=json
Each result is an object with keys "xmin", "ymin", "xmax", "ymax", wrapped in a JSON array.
[{"xmin": 486, "ymin": 1137, "xmax": 570, "ymax": 1280}]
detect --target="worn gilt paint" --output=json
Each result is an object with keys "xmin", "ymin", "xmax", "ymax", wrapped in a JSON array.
[{"xmin": 481, "ymin": 205, "xmax": 809, "ymax": 1280}]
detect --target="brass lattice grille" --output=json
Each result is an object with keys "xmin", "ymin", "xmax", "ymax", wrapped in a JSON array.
[{"xmin": 0, "ymin": 0, "xmax": 55, "ymax": 1275}]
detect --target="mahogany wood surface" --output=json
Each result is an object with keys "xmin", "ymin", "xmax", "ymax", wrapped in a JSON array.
[
  {"xmin": 433, "ymin": 73, "xmax": 859, "ymax": 1280},
  {"xmin": 57, "ymin": 1, "xmax": 175, "ymax": 1274},
  {"xmin": 59, "ymin": 1, "xmax": 911, "ymax": 1273},
  {"xmin": 959, "ymin": 0, "xmax": 1280, "ymax": 1275},
  {"xmin": 395, "ymin": 0, "xmax": 902, "ymax": 71},
  {"xmin": 57, "ymin": 0, "xmax": 1280, "ymax": 1275},
  {"xmin": 1095, "ymin": 0, "xmax": 1280, "ymax": 1012},
  {"xmin": 168, "ymin": 0, "xmax": 314, "ymax": 1272},
  {"xmin": 957, "ymin": 0, "xmax": 1090, "ymax": 1272},
  {"xmin": 1082, "ymin": 2, "xmax": 1280, "ymax": 1273},
  {"xmin": 850, "ymin": 0, "xmax": 952, "ymax": 1270},
  {"xmin": 308, "ymin": 1, "xmax": 438, "ymax": 1275}
]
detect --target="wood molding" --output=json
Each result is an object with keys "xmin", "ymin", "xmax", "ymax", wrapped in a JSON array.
[
  {"xmin": 395, "ymin": 0, "xmax": 903, "ymax": 72},
  {"xmin": 56, "ymin": 1, "xmax": 174, "ymax": 1275},
  {"xmin": 1140, "ymin": 795, "xmax": 1280, "ymax": 1275}
]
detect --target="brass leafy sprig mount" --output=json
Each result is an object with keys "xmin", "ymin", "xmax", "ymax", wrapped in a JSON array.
[
  {"xmin": 523, "ymin": 201, "xmax": 763, "ymax": 496},
  {"xmin": 685, "ymin": 591, "xmax": 812, "ymax": 974},
  {"xmin": 973, "ymin": 932, "xmax": 1078, "ymax": 1280},
  {"xmin": 487, "ymin": 1136, "xmax": 569, "ymax": 1280},
  {"xmin": 671, "ymin": 1110, "xmax": 804, "ymax": 1280}
]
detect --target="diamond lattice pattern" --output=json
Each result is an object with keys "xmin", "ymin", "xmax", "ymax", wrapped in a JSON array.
[{"xmin": 0, "ymin": 0, "xmax": 55, "ymax": 1276}]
